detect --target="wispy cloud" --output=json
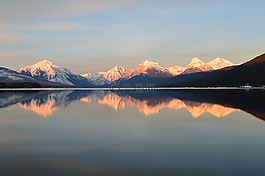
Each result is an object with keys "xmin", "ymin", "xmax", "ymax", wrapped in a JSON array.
[
  {"xmin": 0, "ymin": 52, "xmax": 31, "ymax": 58},
  {"xmin": 0, "ymin": 58, "xmax": 12, "ymax": 61},
  {"xmin": 0, "ymin": 0, "xmax": 137, "ymax": 20},
  {"xmin": 0, "ymin": 32, "xmax": 27, "ymax": 43},
  {"xmin": 17, "ymin": 22, "xmax": 94, "ymax": 31},
  {"xmin": 147, "ymin": 0, "xmax": 212, "ymax": 7},
  {"xmin": 0, "ymin": 0, "xmax": 213, "ymax": 20}
]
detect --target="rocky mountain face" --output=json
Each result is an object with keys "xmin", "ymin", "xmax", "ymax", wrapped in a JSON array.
[
  {"xmin": 17, "ymin": 60, "xmax": 92, "ymax": 87},
  {"xmin": 0, "ymin": 67, "xmax": 66, "ymax": 88}
]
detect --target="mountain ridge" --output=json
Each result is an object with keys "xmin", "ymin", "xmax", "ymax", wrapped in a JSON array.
[
  {"xmin": 2, "ymin": 54, "xmax": 264, "ymax": 88},
  {"xmin": 165, "ymin": 53, "xmax": 265, "ymax": 87},
  {"xmin": 80, "ymin": 57, "xmax": 235, "ymax": 86}
]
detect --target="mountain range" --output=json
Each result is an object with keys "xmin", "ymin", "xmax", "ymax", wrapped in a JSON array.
[
  {"xmin": 165, "ymin": 53, "xmax": 265, "ymax": 87},
  {"xmin": 0, "ymin": 53, "xmax": 265, "ymax": 88}
]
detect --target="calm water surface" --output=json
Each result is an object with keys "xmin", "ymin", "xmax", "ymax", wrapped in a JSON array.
[{"xmin": 0, "ymin": 90, "xmax": 265, "ymax": 176}]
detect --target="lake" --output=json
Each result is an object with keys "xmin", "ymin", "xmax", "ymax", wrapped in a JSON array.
[{"xmin": 0, "ymin": 89, "xmax": 265, "ymax": 176}]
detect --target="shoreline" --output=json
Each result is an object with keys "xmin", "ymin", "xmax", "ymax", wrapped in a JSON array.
[{"xmin": 0, "ymin": 87, "xmax": 265, "ymax": 91}]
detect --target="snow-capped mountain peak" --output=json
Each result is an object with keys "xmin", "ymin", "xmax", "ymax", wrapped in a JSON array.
[
  {"xmin": 191, "ymin": 57, "xmax": 202, "ymax": 62},
  {"xmin": 98, "ymin": 66, "xmax": 126, "ymax": 82},
  {"xmin": 0, "ymin": 67, "xmax": 68, "ymax": 88},
  {"xmin": 17, "ymin": 59, "xmax": 61, "ymax": 76},
  {"xmin": 81, "ymin": 66, "xmax": 127, "ymax": 86},
  {"xmin": 40, "ymin": 59, "xmax": 58, "ymax": 67},
  {"xmin": 186, "ymin": 57, "xmax": 205, "ymax": 69},
  {"xmin": 112, "ymin": 66, "xmax": 126, "ymax": 72},
  {"xmin": 207, "ymin": 58, "xmax": 235, "ymax": 70},
  {"xmin": 17, "ymin": 59, "xmax": 66, "ymax": 76},
  {"xmin": 123, "ymin": 60, "xmax": 173, "ymax": 79},
  {"xmin": 17, "ymin": 60, "xmax": 91, "ymax": 86},
  {"xmin": 139, "ymin": 60, "xmax": 159, "ymax": 67},
  {"xmin": 182, "ymin": 57, "xmax": 213, "ymax": 75}
]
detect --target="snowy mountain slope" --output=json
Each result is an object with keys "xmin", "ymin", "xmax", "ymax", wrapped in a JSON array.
[
  {"xmin": 167, "ymin": 57, "xmax": 235, "ymax": 76},
  {"xmin": 80, "ymin": 66, "xmax": 126, "ymax": 86},
  {"xmin": 98, "ymin": 66, "xmax": 126, "ymax": 82},
  {"xmin": 80, "ymin": 58, "xmax": 235, "ymax": 86},
  {"xmin": 185, "ymin": 58, "xmax": 206, "ymax": 69},
  {"xmin": 84, "ymin": 74, "xmax": 110, "ymax": 86},
  {"xmin": 167, "ymin": 65, "xmax": 185, "ymax": 76},
  {"xmin": 17, "ymin": 60, "xmax": 92, "ymax": 87},
  {"xmin": 1, "ymin": 57, "xmax": 237, "ymax": 88},
  {"xmin": 182, "ymin": 58, "xmax": 213, "ymax": 74},
  {"xmin": 123, "ymin": 60, "xmax": 173, "ymax": 79},
  {"xmin": 0, "ymin": 67, "xmax": 66, "ymax": 88},
  {"xmin": 166, "ymin": 53, "xmax": 265, "ymax": 87},
  {"xmin": 1, "ymin": 67, "xmax": 30, "ymax": 81},
  {"xmin": 82, "ymin": 61, "xmax": 174, "ymax": 86},
  {"xmin": 207, "ymin": 58, "xmax": 235, "ymax": 70}
]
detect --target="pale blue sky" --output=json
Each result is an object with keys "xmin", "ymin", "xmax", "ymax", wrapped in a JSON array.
[{"xmin": 0, "ymin": 0, "xmax": 264, "ymax": 73}]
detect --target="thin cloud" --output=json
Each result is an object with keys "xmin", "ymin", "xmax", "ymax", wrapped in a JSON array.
[
  {"xmin": 18, "ymin": 22, "xmax": 95, "ymax": 31},
  {"xmin": 0, "ymin": 32, "xmax": 27, "ymax": 43},
  {"xmin": 151, "ymin": 0, "xmax": 215, "ymax": 8},
  {"xmin": 0, "ymin": 0, "xmax": 214, "ymax": 20},
  {"xmin": 0, "ymin": 52, "xmax": 32, "ymax": 59},
  {"xmin": 0, "ymin": 0, "xmax": 138, "ymax": 20},
  {"xmin": 0, "ymin": 58, "xmax": 12, "ymax": 60}
]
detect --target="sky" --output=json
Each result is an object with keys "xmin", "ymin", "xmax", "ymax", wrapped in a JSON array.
[{"xmin": 0, "ymin": 0, "xmax": 264, "ymax": 74}]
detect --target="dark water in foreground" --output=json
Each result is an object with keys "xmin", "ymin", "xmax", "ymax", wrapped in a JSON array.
[{"xmin": 0, "ymin": 90, "xmax": 265, "ymax": 176}]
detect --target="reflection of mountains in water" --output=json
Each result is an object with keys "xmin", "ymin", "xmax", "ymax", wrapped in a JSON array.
[
  {"xmin": 0, "ymin": 90, "xmax": 264, "ymax": 121},
  {"xmin": 97, "ymin": 93, "xmax": 237, "ymax": 117}
]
